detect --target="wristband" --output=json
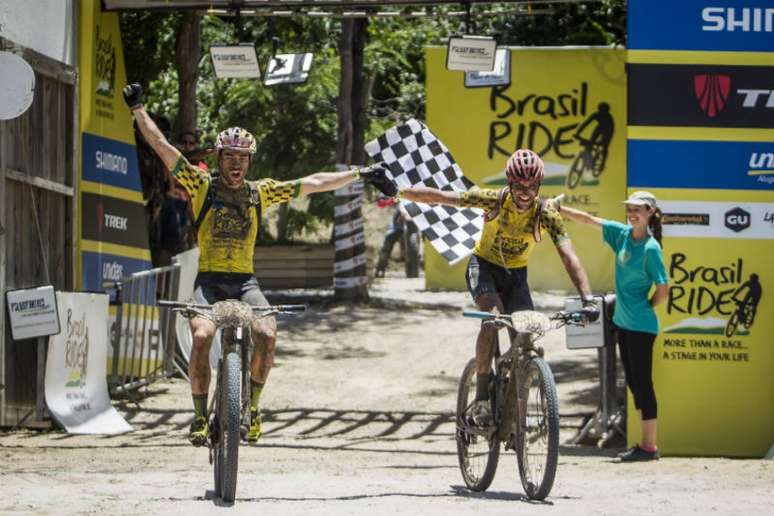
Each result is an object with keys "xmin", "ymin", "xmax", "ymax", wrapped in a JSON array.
[{"xmin": 352, "ymin": 169, "xmax": 361, "ymax": 180}]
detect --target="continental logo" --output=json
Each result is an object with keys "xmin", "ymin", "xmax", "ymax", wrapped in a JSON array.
[
  {"xmin": 628, "ymin": 64, "xmax": 774, "ymax": 128},
  {"xmin": 663, "ymin": 213, "xmax": 710, "ymax": 226}
]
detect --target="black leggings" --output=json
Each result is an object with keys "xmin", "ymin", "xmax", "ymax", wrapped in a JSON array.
[{"xmin": 617, "ymin": 329, "xmax": 658, "ymax": 420}]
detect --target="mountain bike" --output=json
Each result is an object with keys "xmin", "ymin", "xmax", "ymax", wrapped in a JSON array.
[
  {"xmin": 456, "ymin": 308, "xmax": 589, "ymax": 500},
  {"xmin": 567, "ymin": 136, "xmax": 608, "ymax": 189},
  {"xmin": 158, "ymin": 299, "xmax": 305, "ymax": 503},
  {"xmin": 725, "ymin": 298, "xmax": 756, "ymax": 338}
]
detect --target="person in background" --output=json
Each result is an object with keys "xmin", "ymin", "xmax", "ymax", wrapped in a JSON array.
[{"xmin": 552, "ymin": 190, "xmax": 668, "ymax": 462}]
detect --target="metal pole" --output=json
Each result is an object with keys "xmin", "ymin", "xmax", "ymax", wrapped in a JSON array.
[{"xmin": 0, "ymin": 120, "xmax": 7, "ymax": 426}]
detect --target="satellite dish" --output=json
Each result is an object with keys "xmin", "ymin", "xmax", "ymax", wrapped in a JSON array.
[{"xmin": 0, "ymin": 52, "xmax": 35, "ymax": 120}]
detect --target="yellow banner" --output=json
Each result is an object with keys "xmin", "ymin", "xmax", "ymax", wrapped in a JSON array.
[
  {"xmin": 425, "ymin": 46, "xmax": 627, "ymax": 292},
  {"xmin": 79, "ymin": 0, "xmax": 135, "ymax": 143},
  {"xmin": 622, "ymin": 188, "xmax": 774, "ymax": 457},
  {"xmin": 77, "ymin": 0, "xmax": 151, "ymax": 292}
]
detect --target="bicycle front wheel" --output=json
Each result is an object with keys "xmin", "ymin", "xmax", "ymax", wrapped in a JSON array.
[
  {"xmin": 725, "ymin": 311, "xmax": 740, "ymax": 338},
  {"xmin": 214, "ymin": 350, "xmax": 241, "ymax": 502},
  {"xmin": 516, "ymin": 357, "xmax": 559, "ymax": 500},
  {"xmin": 566, "ymin": 154, "xmax": 584, "ymax": 189},
  {"xmin": 456, "ymin": 358, "xmax": 499, "ymax": 491}
]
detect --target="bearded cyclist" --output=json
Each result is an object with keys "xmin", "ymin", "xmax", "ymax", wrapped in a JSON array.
[
  {"xmin": 123, "ymin": 83, "xmax": 396, "ymax": 446},
  {"xmin": 398, "ymin": 149, "xmax": 598, "ymax": 424}
]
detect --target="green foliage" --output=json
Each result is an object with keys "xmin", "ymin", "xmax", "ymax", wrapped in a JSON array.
[{"xmin": 121, "ymin": 2, "xmax": 626, "ymax": 241}]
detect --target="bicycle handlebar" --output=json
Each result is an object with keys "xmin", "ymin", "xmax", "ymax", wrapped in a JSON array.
[
  {"xmin": 157, "ymin": 299, "xmax": 307, "ymax": 312},
  {"xmin": 463, "ymin": 309, "xmax": 588, "ymax": 327}
]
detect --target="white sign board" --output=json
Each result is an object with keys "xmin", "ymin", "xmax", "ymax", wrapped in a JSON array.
[
  {"xmin": 446, "ymin": 36, "xmax": 497, "ymax": 72},
  {"xmin": 45, "ymin": 292, "xmax": 132, "ymax": 434},
  {"xmin": 564, "ymin": 295, "xmax": 606, "ymax": 349},
  {"xmin": 0, "ymin": 52, "xmax": 36, "ymax": 120},
  {"xmin": 465, "ymin": 47, "xmax": 511, "ymax": 88},
  {"xmin": 210, "ymin": 45, "xmax": 261, "ymax": 79},
  {"xmin": 264, "ymin": 53, "xmax": 314, "ymax": 86},
  {"xmin": 5, "ymin": 285, "xmax": 60, "ymax": 340}
]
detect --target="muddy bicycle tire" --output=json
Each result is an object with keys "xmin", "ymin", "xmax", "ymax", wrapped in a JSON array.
[
  {"xmin": 456, "ymin": 358, "xmax": 499, "ymax": 491},
  {"xmin": 516, "ymin": 357, "xmax": 559, "ymax": 500},
  {"xmin": 214, "ymin": 351, "xmax": 241, "ymax": 502}
]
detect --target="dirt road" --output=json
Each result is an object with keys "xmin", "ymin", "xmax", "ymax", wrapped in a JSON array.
[{"xmin": 1, "ymin": 304, "xmax": 771, "ymax": 515}]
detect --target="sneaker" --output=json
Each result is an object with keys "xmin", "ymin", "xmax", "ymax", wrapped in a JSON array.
[
  {"xmin": 469, "ymin": 400, "xmax": 493, "ymax": 427},
  {"xmin": 188, "ymin": 416, "xmax": 209, "ymax": 447},
  {"xmin": 619, "ymin": 445, "xmax": 659, "ymax": 462},
  {"xmin": 247, "ymin": 408, "xmax": 262, "ymax": 443}
]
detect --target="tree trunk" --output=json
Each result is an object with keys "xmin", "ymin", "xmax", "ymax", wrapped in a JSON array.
[
  {"xmin": 334, "ymin": 18, "xmax": 370, "ymax": 303},
  {"xmin": 174, "ymin": 12, "xmax": 202, "ymax": 140}
]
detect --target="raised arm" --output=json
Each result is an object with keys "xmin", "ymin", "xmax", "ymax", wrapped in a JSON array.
[
  {"xmin": 123, "ymin": 84, "xmax": 181, "ymax": 173},
  {"xmin": 558, "ymin": 205, "xmax": 604, "ymax": 229},
  {"xmin": 399, "ymin": 186, "xmax": 461, "ymax": 206},
  {"xmin": 300, "ymin": 163, "xmax": 398, "ymax": 197}
]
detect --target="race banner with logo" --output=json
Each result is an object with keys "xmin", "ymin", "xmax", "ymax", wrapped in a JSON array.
[
  {"xmin": 78, "ymin": 0, "xmax": 151, "ymax": 296},
  {"xmin": 424, "ymin": 46, "xmax": 626, "ymax": 290},
  {"xmin": 627, "ymin": 0, "xmax": 774, "ymax": 457},
  {"xmin": 45, "ymin": 292, "xmax": 132, "ymax": 434}
]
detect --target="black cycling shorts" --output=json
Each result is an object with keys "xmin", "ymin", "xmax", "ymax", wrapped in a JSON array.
[
  {"xmin": 193, "ymin": 272, "xmax": 269, "ymax": 308},
  {"xmin": 465, "ymin": 255, "xmax": 534, "ymax": 313}
]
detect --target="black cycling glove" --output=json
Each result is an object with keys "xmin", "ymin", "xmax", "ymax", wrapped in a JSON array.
[
  {"xmin": 358, "ymin": 163, "xmax": 398, "ymax": 198},
  {"xmin": 581, "ymin": 297, "xmax": 600, "ymax": 323},
  {"xmin": 122, "ymin": 83, "xmax": 143, "ymax": 110}
]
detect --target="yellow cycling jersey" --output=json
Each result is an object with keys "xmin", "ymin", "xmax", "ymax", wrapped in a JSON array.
[
  {"xmin": 459, "ymin": 188, "xmax": 569, "ymax": 268},
  {"xmin": 171, "ymin": 156, "xmax": 300, "ymax": 273}
]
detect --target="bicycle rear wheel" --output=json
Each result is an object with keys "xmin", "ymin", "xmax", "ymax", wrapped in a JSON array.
[
  {"xmin": 456, "ymin": 358, "xmax": 499, "ymax": 491},
  {"xmin": 516, "ymin": 357, "xmax": 559, "ymax": 500},
  {"xmin": 214, "ymin": 350, "xmax": 241, "ymax": 502}
]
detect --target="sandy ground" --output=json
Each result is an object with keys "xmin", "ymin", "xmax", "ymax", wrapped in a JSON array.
[{"xmin": 1, "ymin": 296, "xmax": 771, "ymax": 516}]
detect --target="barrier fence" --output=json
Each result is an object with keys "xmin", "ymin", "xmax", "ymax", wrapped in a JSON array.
[{"xmin": 107, "ymin": 263, "xmax": 182, "ymax": 395}]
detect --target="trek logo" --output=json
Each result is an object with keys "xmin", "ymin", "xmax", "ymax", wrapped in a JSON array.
[
  {"xmin": 724, "ymin": 207, "xmax": 751, "ymax": 232},
  {"xmin": 702, "ymin": 7, "xmax": 774, "ymax": 33},
  {"xmin": 737, "ymin": 89, "xmax": 774, "ymax": 108},
  {"xmin": 104, "ymin": 214, "xmax": 128, "ymax": 231},
  {"xmin": 694, "ymin": 74, "xmax": 731, "ymax": 117}
]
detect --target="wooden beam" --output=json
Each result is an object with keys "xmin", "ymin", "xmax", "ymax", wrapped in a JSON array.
[
  {"xmin": 0, "ymin": 37, "xmax": 77, "ymax": 85},
  {"xmin": 5, "ymin": 168, "xmax": 74, "ymax": 197}
]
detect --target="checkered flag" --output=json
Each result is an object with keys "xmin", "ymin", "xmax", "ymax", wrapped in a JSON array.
[{"xmin": 365, "ymin": 119, "xmax": 483, "ymax": 265}]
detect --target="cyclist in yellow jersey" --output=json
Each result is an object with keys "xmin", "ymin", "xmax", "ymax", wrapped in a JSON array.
[
  {"xmin": 398, "ymin": 149, "xmax": 599, "ymax": 425},
  {"xmin": 122, "ymin": 83, "xmax": 396, "ymax": 446}
]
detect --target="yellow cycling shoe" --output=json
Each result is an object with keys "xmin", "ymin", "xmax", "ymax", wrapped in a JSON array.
[
  {"xmin": 188, "ymin": 416, "xmax": 209, "ymax": 447},
  {"xmin": 247, "ymin": 408, "xmax": 262, "ymax": 443}
]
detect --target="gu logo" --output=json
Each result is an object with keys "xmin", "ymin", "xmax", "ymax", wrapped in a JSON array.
[
  {"xmin": 724, "ymin": 207, "xmax": 750, "ymax": 233},
  {"xmin": 694, "ymin": 74, "xmax": 731, "ymax": 118}
]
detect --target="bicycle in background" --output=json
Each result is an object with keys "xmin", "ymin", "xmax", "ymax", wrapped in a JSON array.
[
  {"xmin": 456, "ymin": 308, "xmax": 590, "ymax": 500},
  {"xmin": 566, "ymin": 136, "xmax": 608, "ymax": 189},
  {"xmin": 158, "ymin": 299, "xmax": 305, "ymax": 503}
]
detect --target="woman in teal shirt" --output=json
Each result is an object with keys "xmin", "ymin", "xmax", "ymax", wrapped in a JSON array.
[{"xmin": 555, "ymin": 191, "xmax": 669, "ymax": 461}]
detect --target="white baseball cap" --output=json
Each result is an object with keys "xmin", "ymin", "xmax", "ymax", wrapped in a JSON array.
[{"xmin": 622, "ymin": 190, "xmax": 657, "ymax": 209}]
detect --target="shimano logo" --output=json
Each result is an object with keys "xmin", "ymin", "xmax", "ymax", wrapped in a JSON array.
[
  {"xmin": 737, "ymin": 89, "xmax": 774, "ymax": 108},
  {"xmin": 702, "ymin": 7, "xmax": 774, "ymax": 32},
  {"xmin": 104, "ymin": 213, "xmax": 128, "ymax": 230},
  {"xmin": 96, "ymin": 150, "xmax": 128, "ymax": 174},
  {"xmin": 724, "ymin": 207, "xmax": 751, "ymax": 233}
]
